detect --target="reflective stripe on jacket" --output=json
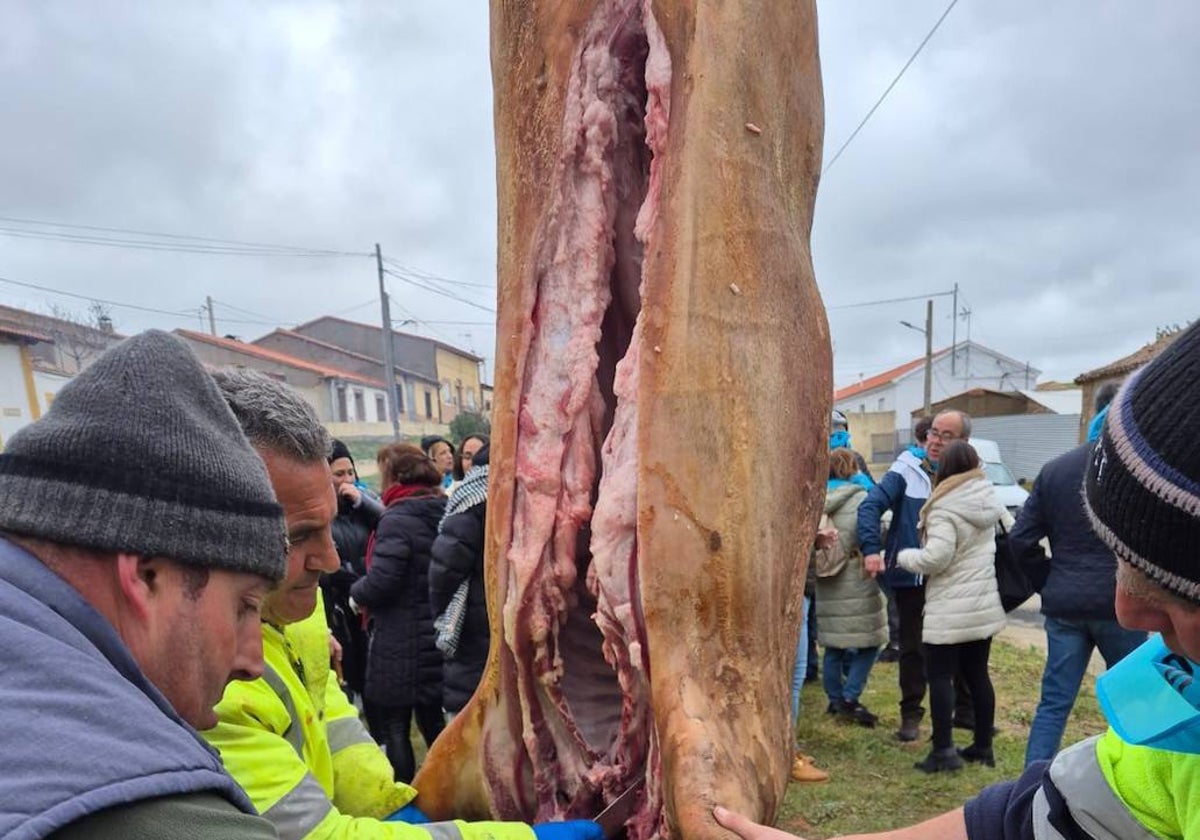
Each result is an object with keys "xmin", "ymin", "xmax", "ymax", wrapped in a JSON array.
[
  {"xmin": 204, "ymin": 600, "xmax": 535, "ymax": 840},
  {"xmin": 1031, "ymin": 734, "xmax": 1162, "ymax": 840}
]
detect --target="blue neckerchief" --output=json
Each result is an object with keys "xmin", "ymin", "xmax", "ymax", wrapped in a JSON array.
[
  {"xmin": 829, "ymin": 430, "xmax": 852, "ymax": 451},
  {"xmin": 441, "ymin": 473, "xmax": 453, "ymax": 490},
  {"xmin": 1088, "ymin": 406, "xmax": 1110, "ymax": 443},
  {"xmin": 907, "ymin": 444, "xmax": 927, "ymax": 460},
  {"xmin": 850, "ymin": 473, "xmax": 873, "ymax": 490},
  {"xmin": 826, "ymin": 478, "xmax": 852, "ymax": 490}
]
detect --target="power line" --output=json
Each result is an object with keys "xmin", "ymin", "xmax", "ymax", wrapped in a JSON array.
[
  {"xmin": 0, "ymin": 226, "xmax": 365, "ymax": 258},
  {"xmin": 211, "ymin": 298, "xmax": 276, "ymax": 321},
  {"xmin": 380, "ymin": 255, "xmax": 493, "ymax": 290},
  {"xmin": 0, "ymin": 215, "xmax": 369, "ymax": 257},
  {"xmin": 823, "ymin": 0, "xmax": 961, "ymax": 175},
  {"xmin": 0, "ymin": 273, "xmax": 197, "ymax": 318},
  {"xmin": 826, "ymin": 290, "xmax": 955, "ymax": 311},
  {"xmin": 383, "ymin": 269, "xmax": 495, "ymax": 314}
]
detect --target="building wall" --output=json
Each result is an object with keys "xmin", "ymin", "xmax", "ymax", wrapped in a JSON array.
[
  {"xmin": 971, "ymin": 414, "xmax": 1082, "ymax": 485},
  {"xmin": 434, "ymin": 347, "xmax": 483, "ymax": 423},
  {"xmin": 841, "ymin": 409, "xmax": 900, "ymax": 476},
  {"xmin": 0, "ymin": 344, "xmax": 36, "ymax": 447},
  {"xmin": 31, "ymin": 369, "xmax": 70, "ymax": 416},
  {"xmin": 294, "ymin": 320, "xmax": 439, "ymax": 381}
]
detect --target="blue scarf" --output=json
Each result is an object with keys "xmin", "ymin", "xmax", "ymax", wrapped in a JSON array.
[{"xmin": 830, "ymin": 430, "xmax": 852, "ymax": 450}]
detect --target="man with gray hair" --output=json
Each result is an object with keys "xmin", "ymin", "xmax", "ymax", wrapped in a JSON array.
[
  {"xmin": 203, "ymin": 368, "xmax": 602, "ymax": 840},
  {"xmin": 0, "ymin": 331, "xmax": 286, "ymax": 839}
]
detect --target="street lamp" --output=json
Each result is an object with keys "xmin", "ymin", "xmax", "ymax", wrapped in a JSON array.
[{"xmin": 899, "ymin": 300, "xmax": 934, "ymax": 416}]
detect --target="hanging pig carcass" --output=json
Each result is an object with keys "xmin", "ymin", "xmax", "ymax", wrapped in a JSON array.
[{"xmin": 415, "ymin": 2, "xmax": 830, "ymax": 838}]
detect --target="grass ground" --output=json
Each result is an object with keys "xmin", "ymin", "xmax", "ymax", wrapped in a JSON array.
[{"xmin": 776, "ymin": 638, "xmax": 1107, "ymax": 838}]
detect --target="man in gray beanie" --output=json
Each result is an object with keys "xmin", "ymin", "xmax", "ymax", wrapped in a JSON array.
[
  {"xmin": 0, "ymin": 330, "xmax": 287, "ymax": 840},
  {"xmin": 713, "ymin": 320, "xmax": 1200, "ymax": 840}
]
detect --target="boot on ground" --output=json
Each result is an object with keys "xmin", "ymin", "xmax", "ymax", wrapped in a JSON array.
[{"xmin": 914, "ymin": 747, "xmax": 964, "ymax": 773}]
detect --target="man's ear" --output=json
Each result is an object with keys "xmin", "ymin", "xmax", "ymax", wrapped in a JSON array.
[{"xmin": 114, "ymin": 553, "xmax": 164, "ymax": 621}]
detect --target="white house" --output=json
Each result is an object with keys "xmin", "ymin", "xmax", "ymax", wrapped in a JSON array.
[{"xmin": 834, "ymin": 341, "xmax": 1041, "ymax": 438}]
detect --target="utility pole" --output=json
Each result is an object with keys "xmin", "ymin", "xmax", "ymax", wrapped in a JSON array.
[
  {"xmin": 376, "ymin": 244, "xmax": 401, "ymax": 439},
  {"xmin": 950, "ymin": 282, "xmax": 958, "ymax": 376},
  {"xmin": 899, "ymin": 298, "xmax": 935, "ymax": 416},
  {"xmin": 206, "ymin": 295, "xmax": 217, "ymax": 336},
  {"xmin": 923, "ymin": 298, "xmax": 933, "ymax": 415}
]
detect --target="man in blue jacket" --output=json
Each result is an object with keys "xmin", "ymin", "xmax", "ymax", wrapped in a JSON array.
[
  {"xmin": 858, "ymin": 410, "xmax": 970, "ymax": 741},
  {"xmin": 1011, "ymin": 442, "xmax": 1145, "ymax": 766}
]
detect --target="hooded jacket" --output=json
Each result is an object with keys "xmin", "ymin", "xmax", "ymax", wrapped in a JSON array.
[
  {"xmin": 815, "ymin": 483, "xmax": 888, "ymax": 650},
  {"xmin": 896, "ymin": 468, "xmax": 1010, "ymax": 645}
]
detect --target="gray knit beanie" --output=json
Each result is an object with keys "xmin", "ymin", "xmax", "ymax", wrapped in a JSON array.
[{"xmin": 0, "ymin": 330, "xmax": 288, "ymax": 580}]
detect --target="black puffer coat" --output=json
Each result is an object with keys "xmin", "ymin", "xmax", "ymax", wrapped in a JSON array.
[
  {"xmin": 429, "ymin": 501, "xmax": 489, "ymax": 713},
  {"xmin": 350, "ymin": 493, "xmax": 445, "ymax": 708}
]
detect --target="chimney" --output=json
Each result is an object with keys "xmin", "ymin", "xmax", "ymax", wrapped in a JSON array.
[{"xmin": 97, "ymin": 315, "xmax": 114, "ymax": 335}]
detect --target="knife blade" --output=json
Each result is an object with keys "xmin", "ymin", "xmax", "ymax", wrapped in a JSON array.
[{"xmin": 592, "ymin": 772, "xmax": 646, "ymax": 839}]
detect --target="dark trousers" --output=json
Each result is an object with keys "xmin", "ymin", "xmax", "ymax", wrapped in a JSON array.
[
  {"xmin": 894, "ymin": 584, "xmax": 928, "ymax": 721},
  {"xmin": 367, "ymin": 702, "xmax": 446, "ymax": 782},
  {"xmin": 925, "ymin": 638, "xmax": 995, "ymax": 751}
]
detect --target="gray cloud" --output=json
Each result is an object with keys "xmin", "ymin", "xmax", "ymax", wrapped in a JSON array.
[{"xmin": 0, "ymin": 2, "xmax": 1195, "ymax": 389}]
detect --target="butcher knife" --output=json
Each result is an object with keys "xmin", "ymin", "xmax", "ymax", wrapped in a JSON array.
[{"xmin": 592, "ymin": 773, "xmax": 646, "ymax": 840}]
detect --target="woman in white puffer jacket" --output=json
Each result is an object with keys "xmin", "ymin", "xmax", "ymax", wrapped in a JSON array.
[{"xmin": 897, "ymin": 440, "xmax": 1013, "ymax": 774}]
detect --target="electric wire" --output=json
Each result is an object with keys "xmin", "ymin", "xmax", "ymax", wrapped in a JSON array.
[
  {"xmin": 823, "ymin": 0, "xmax": 961, "ymax": 175},
  {"xmin": 0, "ymin": 274, "xmax": 197, "ymax": 318},
  {"xmin": 0, "ymin": 215, "xmax": 369, "ymax": 257},
  {"xmin": 383, "ymin": 269, "xmax": 495, "ymax": 314}
]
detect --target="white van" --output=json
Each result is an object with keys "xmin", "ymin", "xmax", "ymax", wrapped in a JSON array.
[{"xmin": 970, "ymin": 437, "xmax": 1029, "ymax": 513}]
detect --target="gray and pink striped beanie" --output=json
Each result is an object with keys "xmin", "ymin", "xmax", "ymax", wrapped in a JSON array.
[{"xmin": 1085, "ymin": 321, "xmax": 1200, "ymax": 603}]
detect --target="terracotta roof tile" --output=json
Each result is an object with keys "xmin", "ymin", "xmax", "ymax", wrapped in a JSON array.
[{"xmin": 835, "ymin": 348, "xmax": 951, "ymax": 401}]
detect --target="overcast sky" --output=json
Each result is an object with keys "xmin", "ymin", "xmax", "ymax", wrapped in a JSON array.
[{"xmin": 1, "ymin": 2, "xmax": 1196, "ymax": 390}]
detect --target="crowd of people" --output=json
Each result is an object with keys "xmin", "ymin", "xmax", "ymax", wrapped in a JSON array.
[
  {"xmin": 3, "ymin": 321, "xmax": 1197, "ymax": 840},
  {"xmin": 792, "ymin": 384, "xmax": 1155, "ymax": 783},
  {"xmin": 723, "ymin": 320, "xmax": 1200, "ymax": 840}
]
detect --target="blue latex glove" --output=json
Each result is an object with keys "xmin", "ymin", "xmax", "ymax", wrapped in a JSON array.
[
  {"xmin": 532, "ymin": 820, "xmax": 605, "ymax": 840},
  {"xmin": 386, "ymin": 804, "xmax": 431, "ymax": 824}
]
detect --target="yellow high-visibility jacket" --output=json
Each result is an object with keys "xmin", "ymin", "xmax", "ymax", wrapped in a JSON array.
[{"xmin": 204, "ymin": 602, "xmax": 533, "ymax": 840}]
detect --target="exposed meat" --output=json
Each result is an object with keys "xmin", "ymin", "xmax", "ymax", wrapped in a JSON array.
[{"xmin": 414, "ymin": 2, "xmax": 829, "ymax": 838}]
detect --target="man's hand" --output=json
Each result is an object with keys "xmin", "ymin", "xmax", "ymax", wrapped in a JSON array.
[
  {"xmin": 337, "ymin": 482, "xmax": 363, "ymax": 506},
  {"xmin": 863, "ymin": 553, "xmax": 885, "ymax": 578},
  {"xmin": 713, "ymin": 807, "xmax": 807, "ymax": 840},
  {"xmin": 814, "ymin": 527, "xmax": 840, "ymax": 550}
]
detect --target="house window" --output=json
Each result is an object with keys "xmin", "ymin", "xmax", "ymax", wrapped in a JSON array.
[
  {"xmin": 859, "ymin": 403, "xmax": 866, "ymax": 414},
  {"xmin": 353, "ymin": 390, "xmax": 365, "ymax": 422},
  {"xmin": 440, "ymin": 381, "xmax": 452, "ymax": 404},
  {"xmin": 466, "ymin": 388, "xmax": 476, "ymax": 410},
  {"xmin": 877, "ymin": 397, "xmax": 885, "ymax": 411},
  {"xmin": 376, "ymin": 394, "xmax": 386, "ymax": 422},
  {"xmin": 424, "ymin": 390, "xmax": 434, "ymax": 419},
  {"xmin": 336, "ymin": 386, "xmax": 348, "ymax": 423},
  {"xmin": 455, "ymin": 380, "xmax": 463, "ymax": 408}
]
